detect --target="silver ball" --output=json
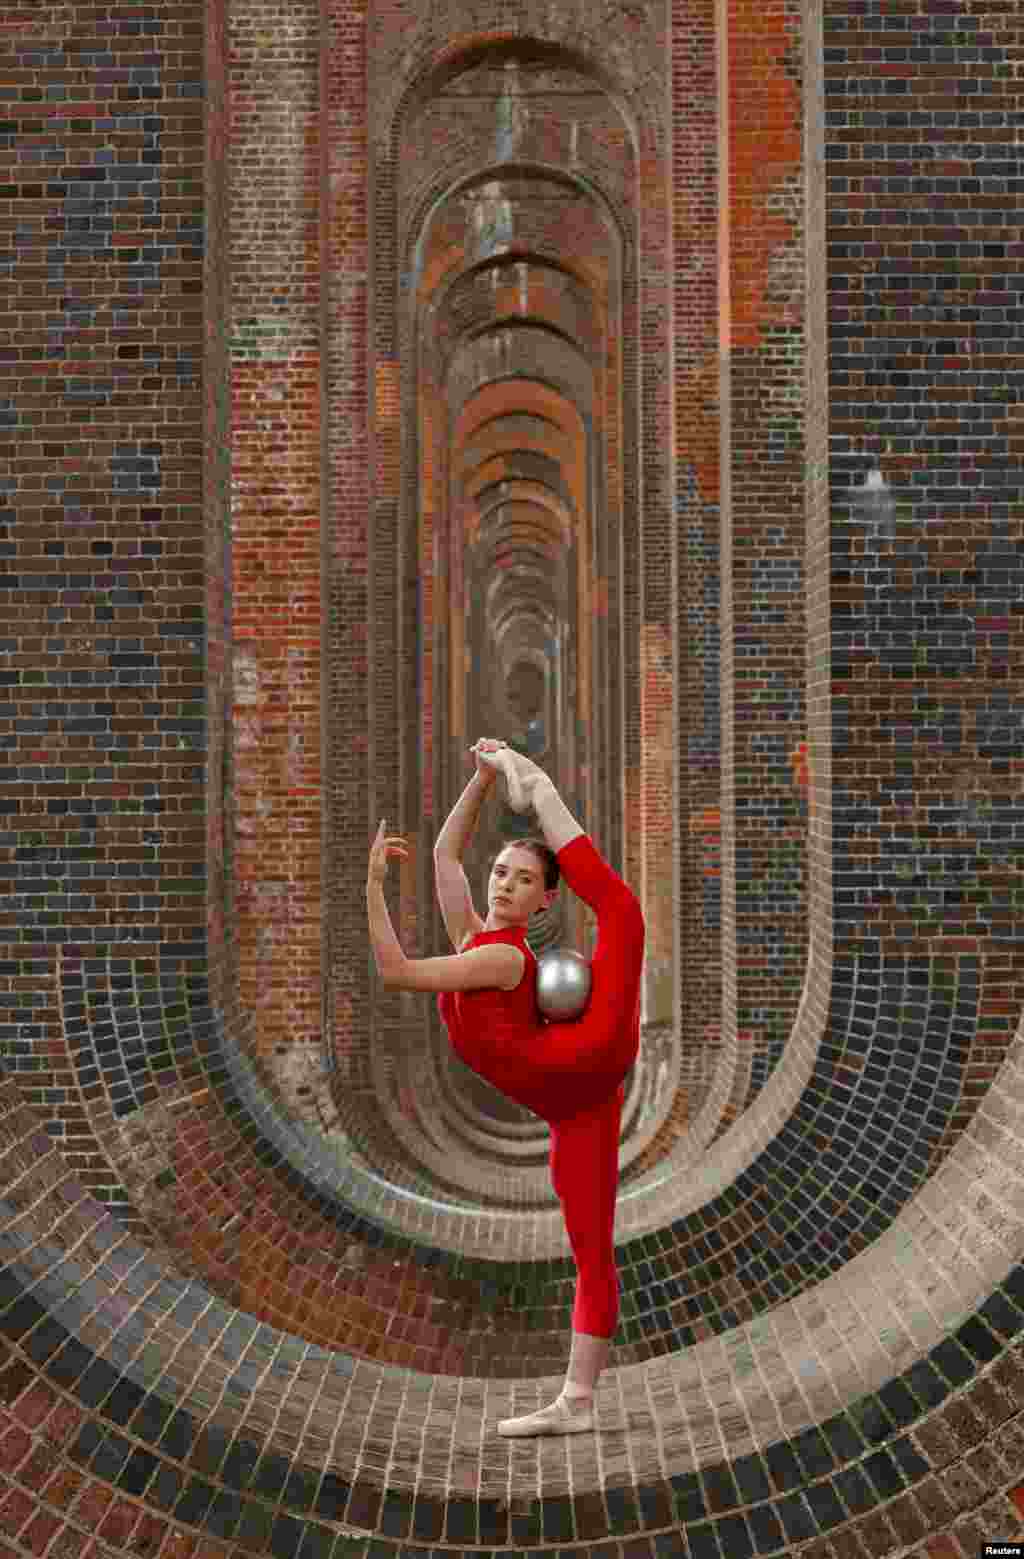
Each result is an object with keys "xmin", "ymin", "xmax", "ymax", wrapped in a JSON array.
[{"xmin": 536, "ymin": 948, "xmax": 591, "ymax": 1021}]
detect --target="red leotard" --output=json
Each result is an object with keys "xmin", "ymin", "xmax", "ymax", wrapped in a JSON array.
[{"xmin": 438, "ymin": 834, "xmax": 644, "ymax": 1337}]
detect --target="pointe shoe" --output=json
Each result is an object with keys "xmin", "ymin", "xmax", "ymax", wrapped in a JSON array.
[{"xmin": 497, "ymin": 1392, "xmax": 594, "ymax": 1437}]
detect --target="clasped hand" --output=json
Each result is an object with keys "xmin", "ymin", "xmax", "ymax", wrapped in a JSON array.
[{"xmin": 469, "ymin": 737, "xmax": 550, "ymax": 813}]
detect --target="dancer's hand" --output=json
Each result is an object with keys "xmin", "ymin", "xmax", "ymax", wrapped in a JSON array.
[
  {"xmin": 470, "ymin": 741, "xmax": 550, "ymax": 814},
  {"xmin": 469, "ymin": 737, "xmax": 505, "ymax": 787},
  {"xmin": 367, "ymin": 820, "xmax": 408, "ymax": 885}
]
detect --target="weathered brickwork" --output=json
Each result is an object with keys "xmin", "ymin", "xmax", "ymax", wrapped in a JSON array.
[
  {"xmin": 224, "ymin": 0, "xmax": 324, "ymax": 1091},
  {"xmin": 1, "ymin": 0, "xmax": 1023, "ymax": 1554},
  {"xmin": 0, "ymin": 3, "xmax": 207, "ymax": 1211},
  {"xmin": 718, "ymin": 0, "xmax": 810, "ymax": 1138},
  {"xmin": 826, "ymin": 0, "xmax": 1024, "ymax": 1154}
]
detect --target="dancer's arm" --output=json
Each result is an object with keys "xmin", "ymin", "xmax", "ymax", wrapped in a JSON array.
[
  {"xmin": 530, "ymin": 776, "xmax": 584, "ymax": 854},
  {"xmin": 369, "ymin": 821, "xmax": 522, "ymax": 991},
  {"xmin": 432, "ymin": 765, "xmax": 492, "ymax": 951}
]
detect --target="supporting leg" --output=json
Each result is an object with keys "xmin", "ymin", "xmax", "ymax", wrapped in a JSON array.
[{"xmin": 497, "ymin": 1096, "xmax": 621, "ymax": 1438}]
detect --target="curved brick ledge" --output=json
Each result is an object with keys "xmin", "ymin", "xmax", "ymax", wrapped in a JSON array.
[
  {"xmin": 3, "ymin": 1059, "xmax": 1024, "ymax": 1556},
  {"xmin": 52, "ymin": 943, "xmax": 982, "ymax": 1363}
]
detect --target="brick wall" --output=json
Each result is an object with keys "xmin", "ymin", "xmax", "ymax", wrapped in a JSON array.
[
  {"xmin": 826, "ymin": 0, "xmax": 1024, "ymax": 1144},
  {"xmin": 1, "ymin": 0, "xmax": 207, "ymax": 1211}
]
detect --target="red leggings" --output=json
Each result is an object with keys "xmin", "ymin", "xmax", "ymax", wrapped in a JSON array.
[{"xmin": 446, "ymin": 835, "xmax": 644, "ymax": 1337}]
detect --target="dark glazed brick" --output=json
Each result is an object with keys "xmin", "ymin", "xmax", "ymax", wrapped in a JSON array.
[
  {"xmin": 703, "ymin": 1462, "xmax": 741, "ymax": 1514},
  {"xmin": 670, "ymin": 1471, "xmax": 708, "ymax": 1522},
  {"xmin": 129, "ymin": 1393, "xmax": 175, "ymax": 1444},
  {"xmin": 89, "ymin": 1429, "xmax": 133, "ymax": 1483},
  {"xmin": 205, "ymin": 1488, "xmax": 243, "ymax": 1540},
  {"xmin": 270, "ymin": 1513, "xmax": 306, "ymax": 1559},
  {"xmin": 834, "ymin": 1463, "xmax": 877, "ymax": 1517},
  {"xmin": 955, "ymin": 1316, "xmax": 1002, "ymax": 1363},
  {"xmin": 23, "ymin": 1319, "xmax": 69, "ymax": 1367},
  {"xmin": 253, "ymin": 1452, "xmax": 292, "ymax": 1503},
  {"xmin": 792, "ymin": 1426, "xmax": 836, "ymax": 1479},
  {"xmin": 877, "ymin": 1378, "xmax": 921, "ymax": 1431},
  {"xmin": 686, "ymin": 1523, "xmax": 721, "ymax": 1559},
  {"xmin": 157, "ymin": 1410, "xmax": 195, "ymax": 1462},
  {"xmin": 714, "ymin": 1513, "xmax": 754, "ymax": 1558},
  {"xmin": 444, "ymin": 1498, "xmax": 477, "ymax": 1544},
  {"xmin": 747, "ymin": 1502, "xmax": 786, "ymax": 1555},
  {"xmin": 776, "ymin": 1491, "xmax": 818, "ymax": 1542},
  {"xmin": 980, "ymin": 1289, "xmax": 1024, "ymax": 1339},
  {"xmin": 804, "ymin": 1479, "xmax": 846, "ymax": 1531},
  {"xmin": 732, "ymin": 1454, "xmax": 771, "ymax": 1505},
  {"xmin": 863, "ymin": 1448, "xmax": 906, "ymax": 1501},
  {"xmin": 904, "ymin": 1358, "xmax": 951, "ymax": 1412},
  {"xmin": 764, "ymin": 1441, "xmax": 805, "ymax": 1493},
  {"xmin": 148, "ymin": 1463, "xmax": 184, "ymax": 1514},
  {"xmin": 236, "ymin": 1501, "xmax": 275, "ymax": 1549},
  {"xmin": 889, "ymin": 1436, "xmax": 930, "ymax": 1483},
  {"xmin": 120, "ymin": 1447, "xmax": 159, "ymax": 1498},
  {"xmin": 103, "ymin": 1377, "xmax": 148, "ymax": 1428},
  {"xmin": 297, "ymin": 1526, "xmax": 340, "ymax": 1559},
  {"xmin": 378, "ymin": 1491, "xmax": 413, "ymax": 1540},
  {"xmin": 173, "ymin": 1477, "xmax": 217, "ymax": 1525},
  {"xmin": 409, "ymin": 1495, "xmax": 444, "ymax": 1542},
  {"xmin": 847, "ymin": 1394, "xmax": 894, "ymax": 1447},
  {"xmin": 541, "ymin": 1495, "xmax": 575, "ymax": 1543},
  {"xmin": 605, "ymin": 1486, "xmax": 642, "ymax": 1533}
]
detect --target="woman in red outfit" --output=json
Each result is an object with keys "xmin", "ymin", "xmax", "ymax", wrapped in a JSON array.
[{"xmin": 366, "ymin": 739, "xmax": 645, "ymax": 1435}]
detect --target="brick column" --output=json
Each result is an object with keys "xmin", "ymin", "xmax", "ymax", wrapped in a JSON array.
[
  {"xmin": 228, "ymin": 0, "xmax": 323, "ymax": 1072},
  {"xmin": 322, "ymin": 0, "xmax": 371, "ymax": 1088}
]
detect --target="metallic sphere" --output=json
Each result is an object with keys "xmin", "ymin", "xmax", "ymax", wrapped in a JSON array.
[{"xmin": 536, "ymin": 948, "xmax": 592, "ymax": 1021}]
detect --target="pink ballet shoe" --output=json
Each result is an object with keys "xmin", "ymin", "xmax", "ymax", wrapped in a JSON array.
[{"xmin": 497, "ymin": 1391, "xmax": 594, "ymax": 1437}]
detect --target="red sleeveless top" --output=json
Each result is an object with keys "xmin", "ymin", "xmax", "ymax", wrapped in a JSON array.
[{"xmin": 437, "ymin": 926, "xmax": 540, "ymax": 1093}]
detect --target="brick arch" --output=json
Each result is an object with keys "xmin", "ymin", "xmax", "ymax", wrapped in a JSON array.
[
  {"xmin": 457, "ymin": 419, "xmax": 576, "ymax": 477},
  {"xmin": 361, "ymin": 0, "xmax": 674, "ymax": 1313},
  {"xmin": 448, "ymin": 311, "xmax": 599, "ymax": 378},
  {"xmin": 478, "ymin": 513, "xmax": 563, "ymax": 568},
  {"xmin": 475, "ymin": 479, "xmax": 574, "ymax": 542},
  {"xmin": 476, "ymin": 490, "xmax": 573, "ymax": 550},
  {"xmin": 369, "ymin": 27, "xmax": 659, "ymax": 1065},
  {"xmin": 469, "ymin": 450, "xmax": 571, "ymax": 487},
  {"xmin": 382, "ymin": 30, "xmax": 646, "ymax": 186},
  {"xmin": 453, "ymin": 381, "xmax": 588, "ymax": 515},
  {"xmin": 410, "ymin": 163, "xmax": 630, "ymax": 306},
  {"xmin": 467, "ymin": 407, "xmax": 566, "ymax": 440},
  {"xmin": 434, "ymin": 255, "xmax": 604, "ymax": 368},
  {"xmin": 454, "ymin": 374, "xmax": 588, "ymax": 438},
  {"xmin": 457, "ymin": 407, "xmax": 578, "ymax": 459}
]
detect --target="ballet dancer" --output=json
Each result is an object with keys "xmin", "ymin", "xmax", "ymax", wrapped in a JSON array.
[{"xmin": 366, "ymin": 739, "xmax": 644, "ymax": 1435}]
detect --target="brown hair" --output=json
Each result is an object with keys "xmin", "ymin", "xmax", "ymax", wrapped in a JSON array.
[{"xmin": 496, "ymin": 836, "xmax": 560, "ymax": 892}]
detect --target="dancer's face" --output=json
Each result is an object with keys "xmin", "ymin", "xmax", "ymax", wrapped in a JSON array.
[{"xmin": 487, "ymin": 846, "xmax": 553, "ymax": 927}]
